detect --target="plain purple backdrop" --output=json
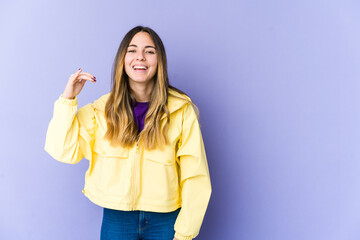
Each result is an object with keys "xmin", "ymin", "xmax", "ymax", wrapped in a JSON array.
[{"xmin": 1, "ymin": 0, "xmax": 360, "ymax": 239}]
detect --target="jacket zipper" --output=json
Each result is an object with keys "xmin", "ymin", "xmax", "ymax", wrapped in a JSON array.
[{"xmin": 132, "ymin": 138, "xmax": 140, "ymax": 210}]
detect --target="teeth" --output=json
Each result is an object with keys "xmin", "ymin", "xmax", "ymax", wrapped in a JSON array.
[{"xmin": 133, "ymin": 66, "xmax": 147, "ymax": 70}]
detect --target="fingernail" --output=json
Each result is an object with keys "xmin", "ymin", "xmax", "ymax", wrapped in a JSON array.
[{"xmin": 78, "ymin": 68, "xmax": 81, "ymax": 70}]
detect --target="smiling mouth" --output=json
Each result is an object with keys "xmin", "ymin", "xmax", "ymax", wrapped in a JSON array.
[{"xmin": 132, "ymin": 65, "xmax": 148, "ymax": 70}]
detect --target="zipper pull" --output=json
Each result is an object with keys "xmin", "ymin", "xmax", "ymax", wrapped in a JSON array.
[{"xmin": 136, "ymin": 138, "xmax": 140, "ymax": 153}]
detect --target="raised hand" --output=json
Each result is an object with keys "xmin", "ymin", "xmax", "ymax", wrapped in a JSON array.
[{"xmin": 62, "ymin": 68, "xmax": 96, "ymax": 99}]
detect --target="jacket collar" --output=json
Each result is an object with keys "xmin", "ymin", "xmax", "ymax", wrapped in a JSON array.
[{"xmin": 92, "ymin": 88, "xmax": 191, "ymax": 120}]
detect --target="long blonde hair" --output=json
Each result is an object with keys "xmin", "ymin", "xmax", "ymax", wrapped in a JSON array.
[{"xmin": 105, "ymin": 26, "xmax": 198, "ymax": 150}]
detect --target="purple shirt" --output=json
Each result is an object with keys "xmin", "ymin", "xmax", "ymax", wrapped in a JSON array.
[{"xmin": 131, "ymin": 100, "xmax": 149, "ymax": 132}]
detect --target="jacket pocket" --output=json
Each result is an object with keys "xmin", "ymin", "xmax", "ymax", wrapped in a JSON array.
[
  {"xmin": 92, "ymin": 139, "xmax": 129, "ymax": 196},
  {"xmin": 144, "ymin": 146, "xmax": 175, "ymax": 165},
  {"xmin": 141, "ymin": 148, "xmax": 179, "ymax": 200},
  {"xmin": 93, "ymin": 140, "xmax": 129, "ymax": 158}
]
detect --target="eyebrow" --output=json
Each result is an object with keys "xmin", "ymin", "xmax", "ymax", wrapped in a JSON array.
[{"xmin": 128, "ymin": 44, "xmax": 156, "ymax": 49}]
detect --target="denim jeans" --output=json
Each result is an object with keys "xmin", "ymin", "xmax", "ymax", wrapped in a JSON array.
[{"xmin": 100, "ymin": 207, "xmax": 181, "ymax": 240}]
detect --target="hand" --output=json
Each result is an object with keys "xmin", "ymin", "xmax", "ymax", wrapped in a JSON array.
[
  {"xmin": 62, "ymin": 68, "xmax": 96, "ymax": 99},
  {"xmin": 173, "ymin": 238, "xmax": 179, "ymax": 240}
]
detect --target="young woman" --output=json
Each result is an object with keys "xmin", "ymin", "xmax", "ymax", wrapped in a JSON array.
[{"xmin": 45, "ymin": 26, "xmax": 212, "ymax": 240}]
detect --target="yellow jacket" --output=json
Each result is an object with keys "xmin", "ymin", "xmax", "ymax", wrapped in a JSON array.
[{"xmin": 44, "ymin": 88, "xmax": 212, "ymax": 240}]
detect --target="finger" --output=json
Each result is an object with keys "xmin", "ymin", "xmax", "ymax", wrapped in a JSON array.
[
  {"xmin": 75, "ymin": 68, "xmax": 82, "ymax": 77},
  {"xmin": 76, "ymin": 76, "xmax": 96, "ymax": 83},
  {"xmin": 69, "ymin": 68, "xmax": 83, "ymax": 80},
  {"xmin": 78, "ymin": 72, "xmax": 96, "ymax": 80},
  {"xmin": 79, "ymin": 78, "xmax": 87, "ymax": 86}
]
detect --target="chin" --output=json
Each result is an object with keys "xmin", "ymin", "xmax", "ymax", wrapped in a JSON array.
[
  {"xmin": 130, "ymin": 75, "xmax": 155, "ymax": 83},
  {"xmin": 130, "ymin": 78, "xmax": 151, "ymax": 84}
]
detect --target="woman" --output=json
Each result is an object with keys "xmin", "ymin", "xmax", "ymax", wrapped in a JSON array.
[{"xmin": 45, "ymin": 26, "xmax": 212, "ymax": 240}]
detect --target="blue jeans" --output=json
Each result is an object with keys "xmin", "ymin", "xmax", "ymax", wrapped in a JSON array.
[{"xmin": 100, "ymin": 207, "xmax": 181, "ymax": 240}]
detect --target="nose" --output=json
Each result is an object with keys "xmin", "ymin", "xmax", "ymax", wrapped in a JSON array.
[{"xmin": 136, "ymin": 51, "xmax": 145, "ymax": 61}]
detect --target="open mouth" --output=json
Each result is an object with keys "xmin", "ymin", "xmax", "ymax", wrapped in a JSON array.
[{"xmin": 132, "ymin": 65, "xmax": 148, "ymax": 71}]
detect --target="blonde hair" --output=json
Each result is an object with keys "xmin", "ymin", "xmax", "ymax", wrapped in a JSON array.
[{"xmin": 105, "ymin": 26, "xmax": 198, "ymax": 150}]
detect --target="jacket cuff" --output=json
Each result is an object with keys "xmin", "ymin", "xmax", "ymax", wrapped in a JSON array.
[
  {"xmin": 59, "ymin": 95, "xmax": 78, "ymax": 106},
  {"xmin": 175, "ymin": 232, "xmax": 193, "ymax": 240}
]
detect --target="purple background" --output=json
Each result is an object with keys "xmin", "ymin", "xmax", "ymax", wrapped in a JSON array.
[{"xmin": 1, "ymin": 0, "xmax": 360, "ymax": 239}]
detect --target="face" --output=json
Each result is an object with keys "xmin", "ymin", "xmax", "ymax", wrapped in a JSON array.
[{"xmin": 124, "ymin": 32, "xmax": 158, "ymax": 85}]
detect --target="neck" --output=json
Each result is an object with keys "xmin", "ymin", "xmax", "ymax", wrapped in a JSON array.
[{"xmin": 129, "ymin": 80, "xmax": 154, "ymax": 102}]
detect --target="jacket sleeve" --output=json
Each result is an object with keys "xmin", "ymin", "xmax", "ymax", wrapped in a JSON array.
[
  {"xmin": 44, "ymin": 95, "xmax": 96, "ymax": 164},
  {"xmin": 174, "ymin": 103, "xmax": 212, "ymax": 240}
]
